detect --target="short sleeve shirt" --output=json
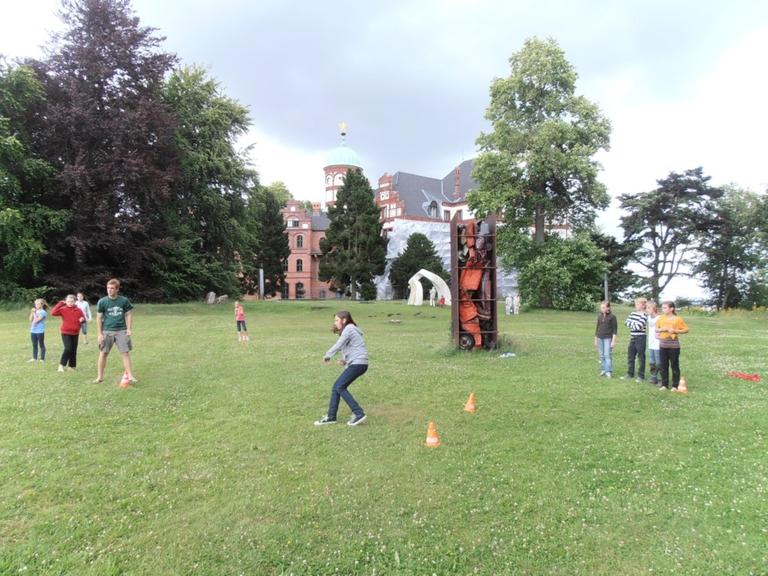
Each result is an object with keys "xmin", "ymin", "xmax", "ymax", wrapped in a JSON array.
[
  {"xmin": 31, "ymin": 309, "xmax": 47, "ymax": 334},
  {"xmin": 97, "ymin": 295, "xmax": 134, "ymax": 331}
]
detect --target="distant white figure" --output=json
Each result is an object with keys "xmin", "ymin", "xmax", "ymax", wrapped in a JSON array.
[
  {"xmin": 429, "ymin": 286, "xmax": 437, "ymax": 307},
  {"xmin": 513, "ymin": 290, "xmax": 521, "ymax": 315},
  {"xmin": 505, "ymin": 293, "xmax": 513, "ymax": 315}
]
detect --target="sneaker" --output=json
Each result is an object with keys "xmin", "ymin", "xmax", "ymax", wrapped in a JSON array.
[
  {"xmin": 314, "ymin": 415, "xmax": 337, "ymax": 426},
  {"xmin": 635, "ymin": 378, "xmax": 644, "ymax": 383},
  {"xmin": 605, "ymin": 372, "xmax": 612, "ymax": 379},
  {"xmin": 599, "ymin": 371, "xmax": 606, "ymax": 376},
  {"xmin": 57, "ymin": 365, "xmax": 65, "ymax": 373},
  {"xmin": 27, "ymin": 358, "xmax": 37, "ymax": 363},
  {"xmin": 347, "ymin": 413, "xmax": 367, "ymax": 426},
  {"xmin": 658, "ymin": 385, "xmax": 668, "ymax": 391}
]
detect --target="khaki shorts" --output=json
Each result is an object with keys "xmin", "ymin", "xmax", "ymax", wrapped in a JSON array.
[{"xmin": 99, "ymin": 331, "xmax": 132, "ymax": 354}]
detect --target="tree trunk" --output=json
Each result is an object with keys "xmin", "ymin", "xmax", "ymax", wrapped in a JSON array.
[{"xmin": 534, "ymin": 205, "xmax": 545, "ymax": 244}]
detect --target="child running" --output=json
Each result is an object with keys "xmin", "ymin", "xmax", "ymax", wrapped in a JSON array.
[
  {"xmin": 646, "ymin": 301, "xmax": 661, "ymax": 385},
  {"xmin": 28, "ymin": 298, "xmax": 48, "ymax": 362},
  {"xmin": 51, "ymin": 294, "xmax": 85, "ymax": 372},
  {"xmin": 594, "ymin": 300, "xmax": 617, "ymax": 378},
  {"xmin": 314, "ymin": 311, "xmax": 368, "ymax": 426},
  {"xmin": 234, "ymin": 300, "xmax": 250, "ymax": 343},
  {"xmin": 655, "ymin": 301, "xmax": 689, "ymax": 391}
]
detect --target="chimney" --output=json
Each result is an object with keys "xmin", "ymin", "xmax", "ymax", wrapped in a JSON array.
[
  {"xmin": 312, "ymin": 202, "xmax": 321, "ymax": 215},
  {"xmin": 454, "ymin": 165, "xmax": 461, "ymax": 199}
]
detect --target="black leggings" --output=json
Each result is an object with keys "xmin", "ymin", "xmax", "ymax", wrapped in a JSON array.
[
  {"xmin": 31, "ymin": 333, "xmax": 46, "ymax": 360},
  {"xmin": 658, "ymin": 347, "xmax": 681, "ymax": 388},
  {"xmin": 60, "ymin": 334, "xmax": 80, "ymax": 368}
]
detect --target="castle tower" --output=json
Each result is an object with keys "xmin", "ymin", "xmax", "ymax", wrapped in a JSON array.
[{"xmin": 324, "ymin": 122, "xmax": 362, "ymax": 207}]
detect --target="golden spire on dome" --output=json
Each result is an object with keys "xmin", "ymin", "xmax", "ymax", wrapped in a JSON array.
[{"xmin": 338, "ymin": 121, "xmax": 348, "ymax": 137}]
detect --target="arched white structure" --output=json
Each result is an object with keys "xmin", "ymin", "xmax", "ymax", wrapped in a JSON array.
[{"xmin": 407, "ymin": 269, "xmax": 451, "ymax": 306}]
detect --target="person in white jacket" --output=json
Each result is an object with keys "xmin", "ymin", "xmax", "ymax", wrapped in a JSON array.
[
  {"xmin": 75, "ymin": 292, "xmax": 92, "ymax": 344},
  {"xmin": 314, "ymin": 311, "xmax": 369, "ymax": 427}
]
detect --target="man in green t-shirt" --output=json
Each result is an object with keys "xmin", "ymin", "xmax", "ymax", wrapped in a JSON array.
[{"xmin": 94, "ymin": 278, "xmax": 136, "ymax": 384}]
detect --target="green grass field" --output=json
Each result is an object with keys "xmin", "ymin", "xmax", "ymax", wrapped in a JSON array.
[{"xmin": 1, "ymin": 301, "xmax": 766, "ymax": 575}]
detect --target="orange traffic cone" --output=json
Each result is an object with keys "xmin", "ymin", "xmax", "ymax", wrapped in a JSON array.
[
  {"xmin": 464, "ymin": 392, "xmax": 477, "ymax": 414},
  {"xmin": 119, "ymin": 372, "xmax": 131, "ymax": 388},
  {"xmin": 677, "ymin": 376, "xmax": 688, "ymax": 394},
  {"xmin": 425, "ymin": 421, "xmax": 441, "ymax": 447}
]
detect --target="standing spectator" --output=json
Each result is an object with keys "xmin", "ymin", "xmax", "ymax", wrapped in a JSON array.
[
  {"xmin": 622, "ymin": 297, "xmax": 648, "ymax": 382},
  {"xmin": 234, "ymin": 300, "xmax": 250, "ymax": 343},
  {"xmin": 656, "ymin": 301, "xmax": 689, "ymax": 391},
  {"xmin": 75, "ymin": 292, "xmax": 92, "ymax": 345},
  {"xmin": 594, "ymin": 301, "xmax": 617, "ymax": 378},
  {"xmin": 429, "ymin": 286, "xmax": 437, "ymax": 307},
  {"xmin": 94, "ymin": 279, "xmax": 136, "ymax": 384},
  {"xmin": 646, "ymin": 301, "xmax": 661, "ymax": 385},
  {"xmin": 51, "ymin": 294, "xmax": 85, "ymax": 372},
  {"xmin": 513, "ymin": 290, "xmax": 521, "ymax": 315},
  {"xmin": 28, "ymin": 298, "xmax": 48, "ymax": 362},
  {"xmin": 505, "ymin": 293, "xmax": 513, "ymax": 315}
]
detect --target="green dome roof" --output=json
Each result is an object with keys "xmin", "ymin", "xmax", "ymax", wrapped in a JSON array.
[{"xmin": 326, "ymin": 144, "xmax": 362, "ymax": 168}]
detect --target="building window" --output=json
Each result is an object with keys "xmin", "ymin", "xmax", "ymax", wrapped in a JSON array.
[
  {"xmin": 456, "ymin": 210, "xmax": 463, "ymax": 220},
  {"xmin": 296, "ymin": 282, "xmax": 305, "ymax": 299},
  {"xmin": 319, "ymin": 288, "xmax": 326, "ymax": 299},
  {"xmin": 427, "ymin": 201, "xmax": 438, "ymax": 218},
  {"xmin": 282, "ymin": 259, "xmax": 288, "ymax": 272},
  {"xmin": 296, "ymin": 258, "xmax": 303, "ymax": 272},
  {"xmin": 444, "ymin": 210, "xmax": 450, "ymax": 221},
  {"xmin": 296, "ymin": 235, "xmax": 304, "ymax": 248},
  {"xmin": 282, "ymin": 283, "xmax": 289, "ymax": 299},
  {"xmin": 289, "ymin": 219, "xmax": 299, "ymax": 228}
]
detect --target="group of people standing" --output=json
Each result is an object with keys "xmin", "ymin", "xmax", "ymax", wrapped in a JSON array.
[
  {"xmin": 27, "ymin": 279, "xmax": 137, "ymax": 384},
  {"xmin": 595, "ymin": 297, "xmax": 689, "ymax": 391}
]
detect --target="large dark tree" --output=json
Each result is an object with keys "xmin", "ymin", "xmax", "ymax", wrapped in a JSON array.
[
  {"xmin": 241, "ymin": 187, "xmax": 290, "ymax": 297},
  {"xmin": 692, "ymin": 186, "xmax": 763, "ymax": 309},
  {"xmin": 319, "ymin": 169, "xmax": 387, "ymax": 300},
  {"xmin": 388, "ymin": 233, "xmax": 448, "ymax": 299},
  {"xmin": 589, "ymin": 231, "xmax": 640, "ymax": 301},
  {"xmin": 620, "ymin": 168, "xmax": 723, "ymax": 302},
  {"xmin": 0, "ymin": 63, "xmax": 67, "ymax": 300},
  {"xmin": 158, "ymin": 65, "xmax": 256, "ymax": 299},
  {"xmin": 30, "ymin": 0, "xmax": 178, "ymax": 297}
]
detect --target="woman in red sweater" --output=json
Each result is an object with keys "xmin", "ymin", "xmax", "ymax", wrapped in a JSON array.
[{"xmin": 51, "ymin": 294, "xmax": 85, "ymax": 372}]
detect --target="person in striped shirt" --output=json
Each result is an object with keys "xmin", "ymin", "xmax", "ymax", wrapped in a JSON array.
[{"xmin": 622, "ymin": 297, "xmax": 647, "ymax": 382}]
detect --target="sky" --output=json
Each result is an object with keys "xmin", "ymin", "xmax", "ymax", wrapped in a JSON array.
[{"xmin": 2, "ymin": 0, "xmax": 768, "ymax": 298}]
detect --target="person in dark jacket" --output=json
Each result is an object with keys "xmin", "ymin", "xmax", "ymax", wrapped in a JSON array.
[{"xmin": 594, "ymin": 301, "xmax": 617, "ymax": 378}]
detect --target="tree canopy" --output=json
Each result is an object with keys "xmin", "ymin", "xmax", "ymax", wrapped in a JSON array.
[{"xmin": 319, "ymin": 169, "xmax": 387, "ymax": 300}]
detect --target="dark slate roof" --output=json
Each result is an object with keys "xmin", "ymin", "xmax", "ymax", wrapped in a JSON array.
[
  {"xmin": 311, "ymin": 213, "xmax": 330, "ymax": 231},
  {"xmin": 390, "ymin": 159, "xmax": 477, "ymax": 219}
]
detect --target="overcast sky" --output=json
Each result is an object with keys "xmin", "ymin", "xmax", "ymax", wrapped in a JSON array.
[{"xmin": 2, "ymin": 1, "xmax": 767, "ymax": 297}]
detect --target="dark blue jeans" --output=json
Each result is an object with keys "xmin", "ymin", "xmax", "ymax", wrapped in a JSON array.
[
  {"xmin": 627, "ymin": 335, "xmax": 646, "ymax": 379},
  {"xmin": 31, "ymin": 333, "xmax": 46, "ymax": 360},
  {"xmin": 327, "ymin": 364, "xmax": 367, "ymax": 420}
]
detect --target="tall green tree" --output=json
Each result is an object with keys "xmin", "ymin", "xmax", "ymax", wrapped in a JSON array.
[
  {"xmin": 31, "ymin": 0, "xmax": 178, "ymax": 297},
  {"xmin": 692, "ymin": 186, "xmax": 763, "ymax": 309},
  {"xmin": 620, "ymin": 168, "xmax": 723, "ymax": 302},
  {"xmin": 319, "ymin": 169, "xmax": 387, "ymax": 300},
  {"xmin": 589, "ymin": 231, "xmax": 640, "ymax": 301},
  {"xmin": 388, "ymin": 233, "xmax": 448, "ymax": 299},
  {"xmin": 469, "ymin": 37, "xmax": 611, "ymax": 244},
  {"xmin": 0, "ymin": 62, "xmax": 67, "ymax": 300},
  {"xmin": 159, "ymin": 65, "xmax": 256, "ymax": 299},
  {"xmin": 514, "ymin": 234, "xmax": 607, "ymax": 311},
  {"xmin": 241, "ymin": 187, "xmax": 290, "ymax": 297}
]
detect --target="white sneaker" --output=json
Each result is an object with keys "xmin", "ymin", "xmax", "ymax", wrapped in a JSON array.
[
  {"xmin": 57, "ymin": 365, "xmax": 65, "ymax": 372},
  {"xmin": 605, "ymin": 372, "xmax": 612, "ymax": 379},
  {"xmin": 27, "ymin": 358, "xmax": 37, "ymax": 363},
  {"xmin": 314, "ymin": 415, "xmax": 337, "ymax": 426},
  {"xmin": 347, "ymin": 414, "xmax": 367, "ymax": 426}
]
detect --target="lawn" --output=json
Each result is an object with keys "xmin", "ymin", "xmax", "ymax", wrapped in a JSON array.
[{"xmin": 1, "ymin": 301, "xmax": 766, "ymax": 575}]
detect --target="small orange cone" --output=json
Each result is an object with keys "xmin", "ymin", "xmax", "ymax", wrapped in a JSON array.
[
  {"xmin": 464, "ymin": 392, "xmax": 477, "ymax": 413},
  {"xmin": 677, "ymin": 376, "xmax": 688, "ymax": 394},
  {"xmin": 425, "ymin": 421, "xmax": 441, "ymax": 447},
  {"xmin": 119, "ymin": 372, "xmax": 131, "ymax": 389}
]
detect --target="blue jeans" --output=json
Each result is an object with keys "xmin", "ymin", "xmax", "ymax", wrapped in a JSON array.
[
  {"xmin": 327, "ymin": 364, "xmax": 367, "ymax": 420},
  {"xmin": 648, "ymin": 349, "xmax": 661, "ymax": 382},
  {"xmin": 31, "ymin": 333, "xmax": 46, "ymax": 360},
  {"xmin": 596, "ymin": 338, "xmax": 613, "ymax": 374}
]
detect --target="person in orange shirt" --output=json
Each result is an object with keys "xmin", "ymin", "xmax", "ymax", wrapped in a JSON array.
[{"xmin": 655, "ymin": 301, "xmax": 689, "ymax": 391}]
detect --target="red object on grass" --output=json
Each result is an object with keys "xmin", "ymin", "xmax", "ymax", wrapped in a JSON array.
[{"xmin": 726, "ymin": 371, "xmax": 762, "ymax": 382}]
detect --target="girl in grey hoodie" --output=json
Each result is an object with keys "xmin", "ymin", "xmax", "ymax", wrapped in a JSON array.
[{"xmin": 314, "ymin": 311, "xmax": 368, "ymax": 426}]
